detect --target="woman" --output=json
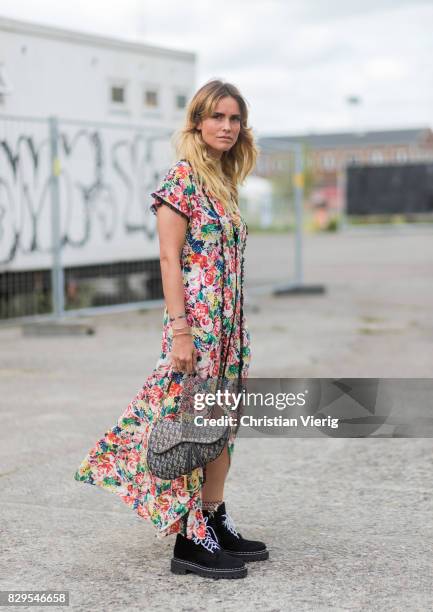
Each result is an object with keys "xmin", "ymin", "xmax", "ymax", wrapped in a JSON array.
[{"xmin": 74, "ymin": 79, "xmax": 269, "ymax": 579}]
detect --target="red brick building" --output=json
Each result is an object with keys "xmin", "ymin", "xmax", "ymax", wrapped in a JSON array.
[{"xmin": 256, "ymin": 127, "xmax": 433, "ymax": 219}]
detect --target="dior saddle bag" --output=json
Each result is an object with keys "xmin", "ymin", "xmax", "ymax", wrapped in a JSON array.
[
  {"xmin": 146, "ymin": 374, "xmax": 231, "ymax": 480},
  {"xmin": 146, "ymin": 416, "xmax": 229, "ymax": 480}
]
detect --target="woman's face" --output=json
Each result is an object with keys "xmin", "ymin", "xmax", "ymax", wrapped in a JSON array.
[{"xmin": 196, "ymin": 96, "xmax": 241, "ymax": 159}]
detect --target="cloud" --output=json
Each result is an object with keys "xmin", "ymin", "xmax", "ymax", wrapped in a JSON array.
[
  {"xmin": 0, "ymin": 0, "xmax": 432, "ymax": 133},
  {"xmin": 290, "ymin": 0, "xmax": 433, "ymax": 23}
]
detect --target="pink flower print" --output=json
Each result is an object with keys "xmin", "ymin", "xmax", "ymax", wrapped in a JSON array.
[
  {"xmin": 134, "ymin": 472, "xmax": 145, "ymax": 485},
  {"xmin": 148, "ymin": 385, "xmax": 164, "ymax": 403},
  {"xmin": 168, "ymin": 184, "xmax": 184, "ymax": 205},
  {"xmin": 158, "ymin": 492, "xmax": 171, "ymax": 512},
  {"xmin": 224, "ymin": 286, "xmax": 233, "ymax": 303},
  {"xmin": 199, "ymin": 314, "xmax": 213, "ymax": 333},
  {"xmin": 196, "ymin": 303, "xmax": 209, "ymax": 317},
  {"xmin": 213, "ymin": 317, "xmax": 222, "ymax": 336},
  {"xmin": 204, "ymin": 269, "xmax": 216, "ymax": 285},
  {"xmin": 228, "ymin": 344, "xmax": 238, "ymax": 365},
  {"xmin": 126, "ymin": 449, "xmax": 140, "ymax": 474},
  {"xmin": 214, "ymin": 201, "xmax": 225, "ymax": 216},
  {"xmin": 97, "ymin": 456, "xmax": 115, "ymax": 476},
  {"xmin": 223, "ymin": 303, "xmax": 233, "ymax": 318}
]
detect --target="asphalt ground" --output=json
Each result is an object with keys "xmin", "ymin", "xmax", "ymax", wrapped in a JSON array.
[{"xmin": 1, "ymin": 226, "xmax": 432, "ymax": 611}]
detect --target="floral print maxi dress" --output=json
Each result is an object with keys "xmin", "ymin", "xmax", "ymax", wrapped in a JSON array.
[{"xmin": 74, "ymin": 159, "xmax": 251, "ymax": 541}]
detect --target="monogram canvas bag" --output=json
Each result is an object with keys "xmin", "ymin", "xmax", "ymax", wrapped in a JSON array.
[{"xmin": 146, "ymin": 374, "xmax": 231, "ymax": 480}]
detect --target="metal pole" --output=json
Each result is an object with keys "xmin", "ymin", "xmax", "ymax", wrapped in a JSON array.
[
  {"xmin": 273, "ymin": 141, "xmax": 325, "ymax": 296},
  {"xmin": 293, "ymin": 142, "xmax": 303, "ymax": 285},
  {"xmin": 338, "ymin": 165, "xmax": 349, "ymax": 231},
  {"xmin": 49, "ymin": 116, "xmax": 65, "ymax": 318}
]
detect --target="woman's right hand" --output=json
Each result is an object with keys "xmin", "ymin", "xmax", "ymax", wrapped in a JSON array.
[{"xmin": 171, "ymin": 334, "xmax": 197, "ymax": 374}]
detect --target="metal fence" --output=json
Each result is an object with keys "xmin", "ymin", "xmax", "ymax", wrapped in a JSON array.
[
  {"xmin": 0, "ymin": 114, "xmax": 311, "ymax": 323},
  {"xmin": 0, "ymin": 114, "xmax": 177, "ymax": 323}
]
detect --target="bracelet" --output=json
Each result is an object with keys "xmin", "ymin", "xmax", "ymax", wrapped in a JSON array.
[
  {"xmin": 173, "ymin": 325, "xmax": 191, "ymax": 332},
  {"xmin": 172, "ymin": 323, "xmax": 191, "ymax": 331},
  {"xmin": 169, "ymin": 313, "xmax": 187, "ymax": 322}
]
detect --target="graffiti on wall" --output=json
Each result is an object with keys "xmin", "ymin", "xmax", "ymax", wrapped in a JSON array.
[{"xmin": 0, "ymin": 121, "xmax": 171, "ymax": 270}]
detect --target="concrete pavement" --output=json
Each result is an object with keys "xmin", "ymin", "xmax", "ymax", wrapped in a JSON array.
[{"xmin": 1, "ymin": 226, "xmax": 432, "ymax": 611}]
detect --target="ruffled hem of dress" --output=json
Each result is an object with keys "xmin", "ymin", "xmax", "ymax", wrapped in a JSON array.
[
  {"xmin": 150, "ymin": 195, "xmax": 190, "ymax": 222},
  {"xmin": 155, "ymin": 493, "xmax": 207, "ymax": 541},
  {"xmin": 74, "ymin": 463, "xmax": 208, "ymax": 541}
]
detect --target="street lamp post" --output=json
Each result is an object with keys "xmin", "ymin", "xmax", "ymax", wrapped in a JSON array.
[{"xmin": 340, "ymin": 95, "xmax": 363, "ymax": 231}]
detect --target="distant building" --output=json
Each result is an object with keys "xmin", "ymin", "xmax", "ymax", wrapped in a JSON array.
[
  {"xmin": 256, "ymin": 127, "xmax": 433, "ymax": 217},
  {"xmin": 257, "ymin": 128, "xmax": 433, "ymax": 176}
]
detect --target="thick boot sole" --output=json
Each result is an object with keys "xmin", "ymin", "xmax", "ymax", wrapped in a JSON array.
[
  {"xmin": 171, "ymin": 557, "xmax": 248, "ymax": 579},
  {"xmin": 223, "ymin": 548, "xmax": 269, "ymax": 562}
]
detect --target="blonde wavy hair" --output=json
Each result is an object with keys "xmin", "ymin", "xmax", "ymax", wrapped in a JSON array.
[{"xmin": 172, "ymin": 79, "xmax": 259, "ymax": 220}]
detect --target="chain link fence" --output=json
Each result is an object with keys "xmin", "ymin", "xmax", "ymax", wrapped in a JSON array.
[
  {"xmin": 0, "ymin": 114, "xmax": 310, "ymax": 323},
  {"xmin": 0, "ymin": 114, "xmax": 176, "ymax": 323}
]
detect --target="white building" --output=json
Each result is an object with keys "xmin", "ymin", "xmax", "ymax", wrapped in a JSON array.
[
  {"xmin": 0, "ymin": 17, "xmax": 196, "ymax": 273},
  {"xmin": 239, "ymin": 175, "xmax": 274, "ymax": 228},
  {"xmin": 0, "ymin": 16, "xmax": 195, "ymax": 125}
]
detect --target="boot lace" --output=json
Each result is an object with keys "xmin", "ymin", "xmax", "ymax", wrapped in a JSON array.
[
  {"xmin": 222, "ymin": 512, "xmax": 240, "ymax": 539},
  {"xmin": 192, "ymin": 516, "xmax": 221, "ymax": 553}
]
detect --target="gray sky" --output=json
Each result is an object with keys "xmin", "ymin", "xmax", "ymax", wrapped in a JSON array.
[{"xmin": 1, "ymin": 0, "xmax": 432, "ymax": 136}]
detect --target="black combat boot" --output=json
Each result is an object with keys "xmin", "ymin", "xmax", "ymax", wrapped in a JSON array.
[
  {"xmin": 204, "ymin": 502, "xmax": 269, "ymax": 562},
  {"xmin": 171, "ymin": 515, "xmax": 248, "ymax": 579}
]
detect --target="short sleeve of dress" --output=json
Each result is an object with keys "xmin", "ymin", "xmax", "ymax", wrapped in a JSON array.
[{"xmin": 150, "ymin": 160, "xmax": 194, "ymax": 221}]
